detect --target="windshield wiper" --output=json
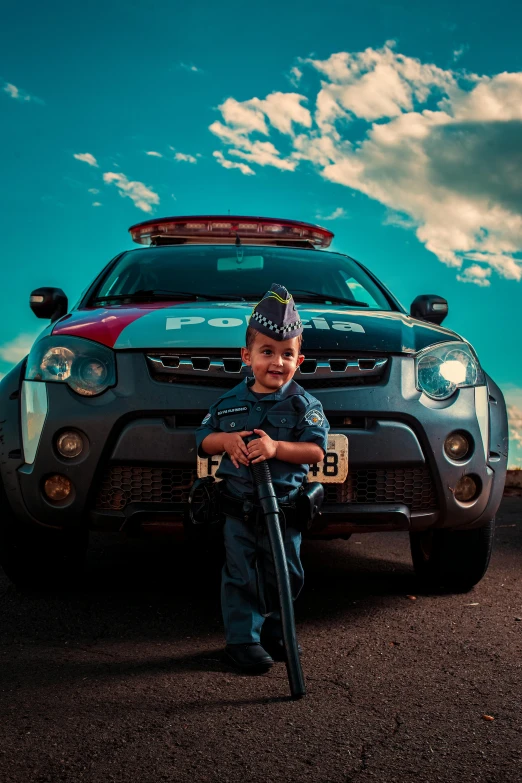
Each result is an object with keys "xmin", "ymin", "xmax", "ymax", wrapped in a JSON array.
[
  {"xmin": 291, "ymin": 289, "xmax": 370, "ymax": 307},
  {"xmin": 92, "ymin": 289, "xmax": 247, "ymax": 303}
]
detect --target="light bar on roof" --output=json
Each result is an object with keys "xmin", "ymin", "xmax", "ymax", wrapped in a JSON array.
[{"xmin": 128, "ymin": 215, "xmax": 334, "ymax": 248}]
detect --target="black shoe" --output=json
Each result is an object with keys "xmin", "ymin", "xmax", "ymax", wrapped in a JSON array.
[
  {"xmin": 261, "ymin": 637, "xmax": 303, "ymax": 662},
  {"xmin": 224, "ymin": 643, "xmax": 274, "ymax": 672}
]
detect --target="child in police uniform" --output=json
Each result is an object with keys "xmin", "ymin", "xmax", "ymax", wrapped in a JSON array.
[{"xmin": 196, "ymin": 284, "xmax": 329, "ymax": 672}]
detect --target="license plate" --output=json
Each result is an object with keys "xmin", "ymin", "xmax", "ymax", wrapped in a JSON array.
[{"xmin": 197, "ymin": 433, "xmax": 348, "ymax": 484}]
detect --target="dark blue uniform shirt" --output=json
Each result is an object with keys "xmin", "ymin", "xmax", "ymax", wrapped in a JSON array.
[{"xmin": 195, "ymin": 377, "xmax": 329, "ymax": 497}]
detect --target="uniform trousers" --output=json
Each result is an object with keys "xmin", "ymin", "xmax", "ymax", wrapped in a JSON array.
[{"xmin": 221, "ymin": 511, "xmax": 304, "ymax": 645}]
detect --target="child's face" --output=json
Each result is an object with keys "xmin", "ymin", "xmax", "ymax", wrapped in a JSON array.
[{"xmin": 241, "ymin": 333, "xmax": 304, "ymax": 393}]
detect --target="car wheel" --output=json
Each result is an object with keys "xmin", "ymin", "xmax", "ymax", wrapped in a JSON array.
[
  {"xmin": 0, "ymin": 518, "xmax": 88, "ymax": 590},
  {"xmin": 409, "ymin": 519, "xmax": 495, "ymax": 593}
]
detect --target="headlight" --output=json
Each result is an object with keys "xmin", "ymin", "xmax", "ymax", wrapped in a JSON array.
[
  {"xmin": 415, "ymin": 341, "xmax": 484, "ymax": 400},
  {"xmin": 26, "ymin": 336, "xmax": 116, "ymax": 396}
]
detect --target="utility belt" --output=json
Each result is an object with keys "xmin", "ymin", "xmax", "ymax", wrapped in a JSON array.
[{"xmin": 188, "ymin": 478, "xmax": 324, "ymax": 533}]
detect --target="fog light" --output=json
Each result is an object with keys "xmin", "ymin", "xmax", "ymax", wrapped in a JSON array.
[
  {"xmin": 56, "ymin": 430, "xmax": 83, "ymax": 458},
  {"xmin": 44, "ymin": 474, "xmax": 72, "ymax": 501},
  {"xmin": 454, "ymin": 475, "xmax": 477, "ymax": 502},
  {"xmin": 444, "ymin": 432, "xmax": 469, "ymax": 460}
]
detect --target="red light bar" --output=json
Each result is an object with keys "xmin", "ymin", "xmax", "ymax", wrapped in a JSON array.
[{"xmin": 128, "ymin": 215, "xmax": 334, "ymax": 248}]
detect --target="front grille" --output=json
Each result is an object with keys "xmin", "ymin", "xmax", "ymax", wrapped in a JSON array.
[
  {"xmin": 95, "ymin": 465, "xmax": 437, "ymax": 513},
  {"xmin": 324, "ymin": 467, "xmax": 437, "ymax": 511},
  {"xmin": 146, "ymin": 350, "xmax": 388, "ymax": 391}
]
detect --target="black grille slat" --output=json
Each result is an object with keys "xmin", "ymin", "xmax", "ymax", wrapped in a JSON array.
[
  {"xmin": 222, "ymin": 358, "xmax": 243, "ymax": 373},
  {"xmin": 191, "ymin": 357, "xmax": 210, "ymax": 371},
  {"xmin": 95, "ymin": 465, "xmax": 437, "ymax": 513},
  {"xmin": 329, "ymin": 359, "xmax": 348, "ymax": 372},
  {"xmin": 299, "ymin": 358, "xmax": 318, "ymax": 374}
]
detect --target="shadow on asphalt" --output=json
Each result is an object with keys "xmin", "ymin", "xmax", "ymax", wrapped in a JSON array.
[
  {"xmin": 0, "ymin": 636, "xmax": 301, "ymax": 708},
  {"xmin": 0, "ymin": 534, "xmax": 420, "ymax": 641},
  {"xmin": 1, "ymin": 503, "xmax": 519, "ymax": 665},
  {"xmin": 85, "ymin": 533, "xmax": 421, "ymax": 613}
]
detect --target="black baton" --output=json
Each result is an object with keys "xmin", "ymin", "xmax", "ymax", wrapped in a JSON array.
[{"xmin": 248, "ymin": 439, "xmax": 306, "ymax": 699}]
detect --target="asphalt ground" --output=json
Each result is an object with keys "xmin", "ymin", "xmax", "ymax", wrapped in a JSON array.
[{"xmin": 0, "ymin": 498, "xmax": 521, "ymax": 783}]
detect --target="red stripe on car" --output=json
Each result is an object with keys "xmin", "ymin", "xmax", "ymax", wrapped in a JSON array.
[{"xmin": 51, "ymin": 304, "xmax": 168, "ymax": 348}]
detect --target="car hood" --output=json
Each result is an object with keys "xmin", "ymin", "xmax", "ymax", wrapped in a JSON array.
[{"xmin": 51, "ymin": 301, "xmax": 462, "ymax": 354}]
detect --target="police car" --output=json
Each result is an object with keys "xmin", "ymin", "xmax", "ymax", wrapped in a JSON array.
[{"xmin": 0, "ymin": 216, "xmax": 508, "ymax": 591}]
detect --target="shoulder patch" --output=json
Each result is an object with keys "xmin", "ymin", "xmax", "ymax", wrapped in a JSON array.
[
  {"xmin": 304, "ymin": 408, "xmax": 325, "ymax": 426},
  {"xmin": 201, "ymin": 413, "xmax": 211, "ymax": 425}
]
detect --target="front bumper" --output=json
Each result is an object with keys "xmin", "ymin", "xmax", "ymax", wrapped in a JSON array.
[{"xmin": 6, "ymin": 352, "xmax": 508, "ymax": 537}]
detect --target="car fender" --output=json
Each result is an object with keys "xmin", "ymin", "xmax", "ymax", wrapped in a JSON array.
[
  {"xmin": 0, "ymin": 359, "xmax": 32, "ymax": 519},
  {"xmin": 486, "ymin": 374, "xmax": 509, "ymax": 465},
  {"xmin": 458, "ymin": 373, "xmax": 508, "ymax": 530}
]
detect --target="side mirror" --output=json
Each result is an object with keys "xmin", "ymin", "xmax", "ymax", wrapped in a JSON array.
[
  {"xmin": 410, "ymin": 294, "xmax": 448, "ymax": 325},
  {"xmin": 30, "ymin": 287, "xmax": 68, "ymax": 322}
]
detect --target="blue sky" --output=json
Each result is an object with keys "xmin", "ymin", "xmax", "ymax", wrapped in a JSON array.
[{"xmin": 2, "ymin": 0, "xmax": 522, "ymax": 464}]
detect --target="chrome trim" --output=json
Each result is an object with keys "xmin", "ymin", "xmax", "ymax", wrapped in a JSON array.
[{"xmin": 147, "ymin": 354, "xmax": 388, "ymax": 378}]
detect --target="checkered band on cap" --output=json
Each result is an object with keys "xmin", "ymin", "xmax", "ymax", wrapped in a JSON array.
[
  {"xmin": 249, "ymin": 283, "xmax": 303, "ymax": 341},
  {"xmin": 250, "ymin": 310, "xmax": 302, "ymax": 336}
]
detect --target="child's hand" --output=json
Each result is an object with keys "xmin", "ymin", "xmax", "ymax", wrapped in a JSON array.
[
  {"xmin": 247, "ymin": 429, "xmax": 278, "ymax": 464},
  {"xmin": 222, "ymin": 431, "xmax": 253, "ymax": 469}
]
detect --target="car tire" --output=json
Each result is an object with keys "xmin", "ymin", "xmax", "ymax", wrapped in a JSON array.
[
  {"xmin": 409, "ymin": 519, "xmax": 495, "ymax": 593},
  {"xmin": 0, "ymin": 516, "xmax": 88, "ymax": 590}
]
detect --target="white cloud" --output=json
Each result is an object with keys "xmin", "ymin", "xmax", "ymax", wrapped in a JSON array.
[
  {"xmin": 88, "ymin": 187, "xmax": 100, "ymax": 194},
  {"xmin": 456, "ymin": 264, "xmax": 492, "ymax": 287},
  {"xmin": 210, "ymin": 94, "xmax": 309, "ymax": 173},
  {"xmin": 383, "ymin": 210, "xmax": 417, "ymax": 229},
  {"xmin": 180, "ymin": 62, "xmax": 202, "ymax": 73},
  {"xmin": 501, "ymin": 387, "xmax": 522, "ymax": 466},
  {"xmin": 174, "ymin": 152, "xmax": 197, "ymax": 163},
  {"xmin": 229, "ymin": 141, "xmax": 298, "ymax": 171},
  {"xmin": 260, "ymin": 93, "xmax": 312, "ymax": 135},
  {"xmin": 218, "ymin": 97, "xmax": 269, "ymax": 135},
  {"xmin": 0, "ymin": 333, "xmax": 37, "ymax": 364},
  {"xmin": 3, "ymin": 82, "xmax": 43, "ymax": 104},
  {"xmin": 507, "ymin": 404, "xmax": 522, "ymax": 446},
  {"xmin": 74, "ymin": 152, "xmax": 98, "ymax": 168},
  {"xmin": 210, "ymin": 43, "xmax": 522, "ymax": 284},
  {"xmin": 146, "ymin": 150, "xmax": 162, "ymax": 157},
  {"xmin": 305, "ymin": 45, "xmax": 455, "ymax": 121},
  {"xmin": 102, "ymin": 171, "xmax": 160, "ymax": 213},
  {"xmin": 316, "ymin": 207, "xmax": 347, "ymax": 220},
  {"xmin": 452, "ymin": 45, "xmax": 468, "ymax": 63},
  {"xmin": 289, "ymin": 66, "xmax": 303, "ymax": 87},
  {"xmin": 217, "ymin": 92, "xmax": 311, "ymax": 137},
  {"xmin": 213, "ymin": 150, "xmax": 255, "ymax": 176},
  {"xmin": 449, "ymin": 73, "xmax": 522, "ymax": 122},
  {"xmin": 4, "ymin": 83, "xmax": 21, "ymax": 99},
  {"xmin": 92, "ymin": 201, "xmax": 102, "ymax": 207}
]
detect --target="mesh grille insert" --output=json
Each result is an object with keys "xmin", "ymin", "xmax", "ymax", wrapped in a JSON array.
[
  {"xmin": 324, "ymin": 467, "xmax": 437, "ymax": 511},
  {"xmin": 95, "ymin": 465, "xmax": 437, "ymax": 513},
  {"xmin": 95, "ymin": 465, "xmax": 198, "ymax": 510}
]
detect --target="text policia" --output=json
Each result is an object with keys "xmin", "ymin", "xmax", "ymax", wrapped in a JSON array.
[{"xmin": 166, "ymin": 315, "xmax": 366, "ymax": 332}]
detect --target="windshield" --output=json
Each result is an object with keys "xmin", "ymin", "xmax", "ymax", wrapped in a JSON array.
[{"xmin": 91, "ymin": 245, "xmax": 394, "ymax": 310}]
